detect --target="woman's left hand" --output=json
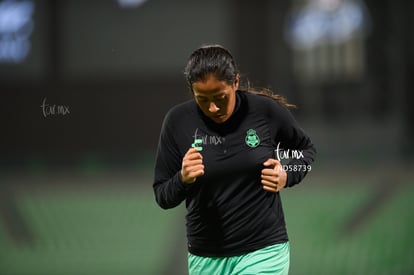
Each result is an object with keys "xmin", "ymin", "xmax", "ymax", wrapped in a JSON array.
[{"xmin": 261, "ymin": 159, "xmax": 287, "ymax": 192}]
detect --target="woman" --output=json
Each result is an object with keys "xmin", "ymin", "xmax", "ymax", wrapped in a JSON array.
[{"xmin": 153, "ymin": 45, "xmax": 316, "ymax": 275}]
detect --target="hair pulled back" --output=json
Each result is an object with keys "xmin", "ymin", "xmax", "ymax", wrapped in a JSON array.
[{"xmin": 184, "ymin": 44, "xmax": 295, "ymax": 108}]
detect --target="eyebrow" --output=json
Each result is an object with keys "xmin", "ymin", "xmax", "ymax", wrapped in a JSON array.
[{"xmin": 194, "ymin": 90, "xmax": 228, "ymax": 98}]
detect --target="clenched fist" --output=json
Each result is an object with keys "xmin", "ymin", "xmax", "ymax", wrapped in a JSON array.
[
  {"xmin": 181, "ymin": 148, "xmax": 204, "ymax": 184},
  {"xmin": 261, "ymin": 159, "xmax": 287, "ymax": 192}
]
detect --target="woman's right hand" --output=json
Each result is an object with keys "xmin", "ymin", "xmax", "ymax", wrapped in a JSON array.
[{"xmin": 181, "ymin": 148, "xmax": 204, "ymax": 184}]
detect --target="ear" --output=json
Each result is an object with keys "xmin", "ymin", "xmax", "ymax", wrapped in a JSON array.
[{"xmin": 234, "ymin": 74, "xmax": 240, "ymax": 90}]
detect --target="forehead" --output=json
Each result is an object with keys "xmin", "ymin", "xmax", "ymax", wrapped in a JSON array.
[{"xmin": 192, "ymin": 75, "xmax": 232, "ymax": 96}]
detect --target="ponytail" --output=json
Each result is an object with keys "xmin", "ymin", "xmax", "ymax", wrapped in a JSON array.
[{"xmin": 241, "ymin": 80, "xmax": 296, "ymax": 108}]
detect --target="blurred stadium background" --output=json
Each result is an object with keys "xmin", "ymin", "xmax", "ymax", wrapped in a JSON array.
[{"xmin": 0, "ymin": 0, "xmax": 413, "ymax": 274}]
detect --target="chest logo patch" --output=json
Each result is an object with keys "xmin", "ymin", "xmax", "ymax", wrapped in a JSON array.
[{"xmin": 245, "ymin": 129, "xmax": 260, "ymax": 148}]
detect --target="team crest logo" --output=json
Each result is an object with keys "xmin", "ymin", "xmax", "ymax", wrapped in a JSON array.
[{"xmin": 245, "ymin": 129, "xmax": 260, "ymax": 148}]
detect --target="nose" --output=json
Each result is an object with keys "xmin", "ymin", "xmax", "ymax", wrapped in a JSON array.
[{"xmin": 208, "ymin": 102, "xmax": 219, "ymax": 113}]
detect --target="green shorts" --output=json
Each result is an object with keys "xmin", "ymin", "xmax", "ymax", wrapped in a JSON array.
[{"xmin": 188, "ymin": 242, "xmax": 290, "ymax": 275}]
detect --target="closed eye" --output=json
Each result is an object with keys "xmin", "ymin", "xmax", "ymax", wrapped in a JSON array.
[
  {"xmin": 196, "ymin": 97, "xmax": 208, "ymax": 103},
  {"xmin": 214, "ymin": 95, "xmax": 227, "ymax": 101},
  {"xmin": 195, "ymin": 93, "xmax": 227, "ymax": 103}
]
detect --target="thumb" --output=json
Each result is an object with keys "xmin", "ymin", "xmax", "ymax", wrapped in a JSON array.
[{"xmin": 263, "ymin": 158, "xmax": 279, "ymax": 167}]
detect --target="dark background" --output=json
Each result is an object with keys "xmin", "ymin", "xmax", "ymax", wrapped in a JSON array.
[{"xmin": 1, "ymin": 0, "xmax": 412, "ymax": 169}]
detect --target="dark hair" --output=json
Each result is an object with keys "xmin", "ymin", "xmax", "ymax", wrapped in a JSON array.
[
  {"xmin": 184, "ymin": 44, "xmax": 295, "ymax": 108},
  {"xmin": 184, "ymin": 44, "xmax": 238, "ymax": 86}
]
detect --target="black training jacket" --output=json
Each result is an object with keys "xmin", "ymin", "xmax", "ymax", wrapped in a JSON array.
[{"xmin": 153, "ymin": 91, "xmax": 316, "ymax": 257}]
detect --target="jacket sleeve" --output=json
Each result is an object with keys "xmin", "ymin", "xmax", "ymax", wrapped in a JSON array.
[
  {"xmin": 153, "ymin": 111, "xmax": 189, "ymax": 209},
  {"xmin": 272, "ymin": 104, "xmax": 316, "ymax": 187}
]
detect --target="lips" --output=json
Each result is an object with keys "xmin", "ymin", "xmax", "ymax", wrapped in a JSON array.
[
  {"xmin": 214, "ymin": 114, "xmax": 226, "ymax": 119},
  {"xmin": 211, "ymin": 114, "xmax": 227, "ymax": 123}
]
